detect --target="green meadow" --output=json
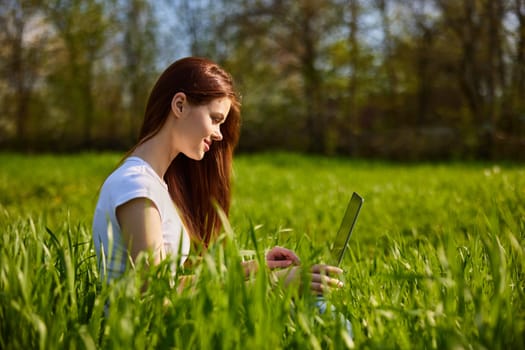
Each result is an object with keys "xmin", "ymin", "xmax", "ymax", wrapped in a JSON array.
[{"xmin": 1, "ymin": 152, "xmax": 524, "ymax": 349}]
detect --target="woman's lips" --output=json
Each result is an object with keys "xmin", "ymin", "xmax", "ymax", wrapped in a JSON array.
[{"xmin": 204, "ymin": 140, "xmax": 211, "ymax": 152}]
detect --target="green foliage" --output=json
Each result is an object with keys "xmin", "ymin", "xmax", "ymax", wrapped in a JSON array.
[
  {"xmin": 0, "ymin": 152, "xmax": 524, "ymax": 349},
  {"xmin": 2, "ymin": 0, "xmax": 525, "ymax": 158}
]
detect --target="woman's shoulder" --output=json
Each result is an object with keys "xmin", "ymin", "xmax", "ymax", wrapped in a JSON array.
[{"xmin": 103, "ymin": 157, "xmax": 165, "ymax": 193}]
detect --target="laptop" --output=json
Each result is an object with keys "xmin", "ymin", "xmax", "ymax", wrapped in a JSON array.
[{"xmin": 330, "ymin": 192, "xmax": 364, "ymax": 266}]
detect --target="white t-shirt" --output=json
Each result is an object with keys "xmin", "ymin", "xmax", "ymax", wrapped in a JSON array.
[{"xmin": 92, "ymin": 156, "xmax": 190, "ymax": 282}]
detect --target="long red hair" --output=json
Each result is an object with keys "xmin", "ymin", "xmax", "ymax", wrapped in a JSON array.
[{"xmin": 134, "ymin": 57, "xmax": 241, "ymax": 248}]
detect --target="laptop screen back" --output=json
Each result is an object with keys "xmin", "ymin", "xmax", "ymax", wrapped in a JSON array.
[{"xmin": 330, "ymin": 192, "xmax": 363, "ymax": 266}]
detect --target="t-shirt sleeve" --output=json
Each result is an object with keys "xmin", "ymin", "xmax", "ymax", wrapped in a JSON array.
[{"xmin": 109, "ymin": 171, "xmax": 164, "ymax": 220}]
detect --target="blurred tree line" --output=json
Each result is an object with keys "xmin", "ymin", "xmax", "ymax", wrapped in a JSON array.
[{"xmin": 1, "ymin": 0, "xmax": 524, "ymax": 159}]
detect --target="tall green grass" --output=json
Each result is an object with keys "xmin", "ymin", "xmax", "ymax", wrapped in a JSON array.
[{"xmin": 1, "ymin": 152, "xmax": 524, "ymax": 349}]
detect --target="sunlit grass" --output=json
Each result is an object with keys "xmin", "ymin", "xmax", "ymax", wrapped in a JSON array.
[{"xmin": 0, "ymin": 152, "xmax": 523, "ymax": 349}]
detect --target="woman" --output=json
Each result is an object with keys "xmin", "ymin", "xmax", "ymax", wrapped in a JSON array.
[{"xmin": 92, "ymin": 56, "xmax": 343, "ymax": 295}]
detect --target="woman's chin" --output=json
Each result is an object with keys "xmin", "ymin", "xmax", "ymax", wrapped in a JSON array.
[{"xmin": 184, "ymin": 151, "xmax": 205, "ymax": 161}]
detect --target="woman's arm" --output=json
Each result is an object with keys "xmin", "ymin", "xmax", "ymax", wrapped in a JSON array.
[
  {"xmin": 116, "ymin": 197, "xmax": 165, "ymax": 264},
  {"xmin": 117, "ymin": 198, "xmax": 197, "ymax": 295}
]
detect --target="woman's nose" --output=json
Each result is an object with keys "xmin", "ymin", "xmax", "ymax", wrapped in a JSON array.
[{"xmin": 212, "ymin": 128, "xmax": 223, "ymax": 141}]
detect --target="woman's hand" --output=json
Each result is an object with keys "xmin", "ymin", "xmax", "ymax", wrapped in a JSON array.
[
  {"xmin": 266, "ymin": 246, "xmax": 301, "ymax": 269},
  {"xmin": 272, "ymin": 264, "xmax": 344, "ymax": 295}
]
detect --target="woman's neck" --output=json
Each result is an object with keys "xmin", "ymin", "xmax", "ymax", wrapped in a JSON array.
[{"xmin": 132, "ymin": 134, "xmax": 178, "ymax": 179}]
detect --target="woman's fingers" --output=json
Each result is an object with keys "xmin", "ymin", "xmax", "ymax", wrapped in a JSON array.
[
  {"xmin": 310, "ymin": 264, "xmax": 344, "ymax": 294},
  {"xmin": 311, "ymin": 273, "xmax": 344, "ymax": 288},
  {"xmin": 311, "ymin": 282, "xmax": 324, "ymax": 294},
  {"xmin": 309, "ymin": 280, "xmax": 342, "ymax": 294},
  {"xmin": 311, "ymin": 264, "xmax": 344, "ymax": 276},
  {"xmin": 271, "ymin": 264, "xmax": 345, "ymax": 295}
]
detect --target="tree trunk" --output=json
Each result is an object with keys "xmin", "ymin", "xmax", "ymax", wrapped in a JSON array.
[
  {"xmin": 299, "ymin": 3, "xmax": 324, "ymax": 153},
  {"xmin": 346, "ymin": 0, "xmax": 360, "ymax": 155},
  {"xmin": 376, "ymin": 0, "xmax": 397, "ymax": 98},
  {"xmin": 513, "ymin": 0, "xmax": 525, "ymax": 138}
]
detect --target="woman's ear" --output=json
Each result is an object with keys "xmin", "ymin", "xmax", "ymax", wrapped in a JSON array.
[{"xmin": 171, "ymin": 92, "xmax": 186, "ymax": 117}]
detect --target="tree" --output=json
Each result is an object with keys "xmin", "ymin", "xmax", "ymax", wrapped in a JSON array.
[
  {"xmin": 509, "ymin": 0, "xmax": 525, "ymax": 137},
  {"xmin": 120, "ymin": 0, "xmax": 157, "ymax": 144},
  {"xmin": 45, "ymin": 0, "xmax": 114, "ymax": 148},
  {"xmin": 0, "ymin": 0, "xmax": 49, "ymax": 147},
  {"xmin": 161, "ymin": 0, "xmax": 223, "ymax": 58},
  {"xmin": 437, "ymin": 0, "xmax": 513, "ymax": 157},
  {"xmin": 347, "ymin": 0, "xmax": 360, "ymax": 132},
  {"xmin": 409, "ymin": 0, "xmax": 438, "ymax": 127},
  {"xmin": 220, "ymin": 0, "xmax": 345, "ymax": 153},
  {"xmin": 374, "ymin": 0, "xmax": 398, "ymax": 99}
]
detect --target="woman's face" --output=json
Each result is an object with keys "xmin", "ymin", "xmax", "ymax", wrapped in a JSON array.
[{"xmin": 174, "ymin": 97, "xmax": 231, "ymax": 160}]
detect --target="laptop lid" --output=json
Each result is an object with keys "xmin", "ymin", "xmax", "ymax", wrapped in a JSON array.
[{"xmin": 330, "ymin": 192, "xmax": 363, "ymax": 266}]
